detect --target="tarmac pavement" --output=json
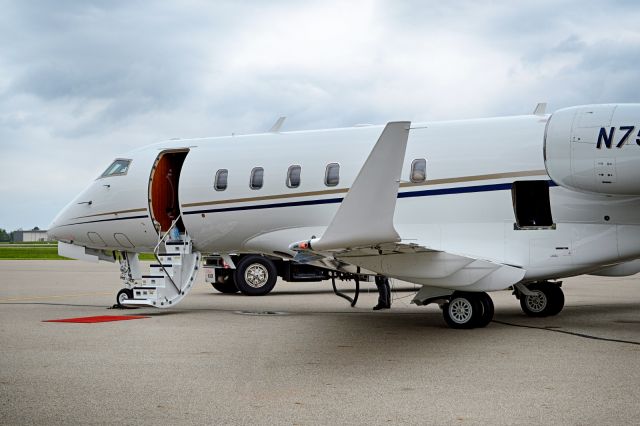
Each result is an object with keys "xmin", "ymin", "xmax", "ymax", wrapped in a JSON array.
[{"xmin": 1, "ymin": 260, "xmax": 639, "ymax": 425}]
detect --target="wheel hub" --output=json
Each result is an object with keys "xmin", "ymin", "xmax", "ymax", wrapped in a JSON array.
[
  {"xmin": 526, "ymin": 291, "xmax": 547, "ymax": 312},
  {"xmin": 449, "ymin": 298, "xmax": 473, "ymax": 324},
  {"xmin": 245, "ymin": 263, "xmax": 269, "ymax": 288}
]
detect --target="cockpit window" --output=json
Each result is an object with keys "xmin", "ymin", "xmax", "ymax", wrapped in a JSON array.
[{"xmin": 100, "ymin": 159, "xmax": 131, "ymax": 178}]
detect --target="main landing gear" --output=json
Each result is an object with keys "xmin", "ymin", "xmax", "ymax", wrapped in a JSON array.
[
  {"xmin": 515, "ymin": 281, "xmax": 564, "ymax": 317},
  {"xmin": 412, "ymin": 287, "xmax": 494, "ymax": 329},
  {"xmin": 442, "ymin": 291, "xmax": 494, "ymax": 329}
]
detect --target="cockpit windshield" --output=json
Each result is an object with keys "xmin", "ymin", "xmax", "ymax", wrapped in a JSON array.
[{"xmin": 100, "ymin": 159, "xmax": 131, "ymax": 178}]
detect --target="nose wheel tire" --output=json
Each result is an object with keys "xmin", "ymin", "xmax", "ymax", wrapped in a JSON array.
[
  {"xmin": 520, "ymin": 282, "xmax": 564, "ymax": 317},
  {"xmin": 234, "ymin": 255, "xmax": 278, "ymax": 296},
  {"xmin": 116, "ymin": 288, "xmax": 134, "ymax": 308}
]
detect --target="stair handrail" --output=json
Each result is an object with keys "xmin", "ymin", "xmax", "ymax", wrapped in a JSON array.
[
  {"xmin": 153, "ymin": 215, "xmax": 184, "ymax": 294},
  {"xmin": 155, "ymin": 214, "xmax": 183, "ymax": 254}
]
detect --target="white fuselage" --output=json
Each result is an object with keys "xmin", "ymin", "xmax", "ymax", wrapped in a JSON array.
[{"xmin": 49, "ymin": 112, "xmax": 640, "ymax": 289}]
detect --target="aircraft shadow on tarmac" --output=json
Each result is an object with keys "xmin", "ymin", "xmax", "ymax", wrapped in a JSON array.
[{"xmin": 205, "ymin": 285, "xmax": 420, "ymax": 297}]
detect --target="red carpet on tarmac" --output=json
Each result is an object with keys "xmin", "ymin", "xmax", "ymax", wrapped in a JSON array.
[{"xmin": 44, "ymin": 315, "xmax": 149, "ymax": 323}]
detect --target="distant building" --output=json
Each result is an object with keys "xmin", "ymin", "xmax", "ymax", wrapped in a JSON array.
[{"xmin": 12, "ymin": 227, "xmax": 49, "ymax": 242}]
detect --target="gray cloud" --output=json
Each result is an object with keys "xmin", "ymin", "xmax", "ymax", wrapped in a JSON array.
[{"xmin": 1, "ymin": 0, "xmax": 640, "ymax": 230}]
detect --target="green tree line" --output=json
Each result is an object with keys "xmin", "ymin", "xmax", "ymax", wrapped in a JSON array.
[{"xmin": 0, "ymin": 229, "xmax": 11, "ymax": 242}]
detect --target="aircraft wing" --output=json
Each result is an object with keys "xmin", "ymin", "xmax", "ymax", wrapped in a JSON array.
[
  {"xmin": 292, "ymin": 240, "xmax": 525, "ymax": 292},
  {"xmin": 288, "ymin": 120, "xmax": 525, "ymax": 292}
]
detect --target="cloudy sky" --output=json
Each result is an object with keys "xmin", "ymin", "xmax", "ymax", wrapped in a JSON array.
[{"xmin": 1, "ymin": 0, "xmax": 639, "ymax": 231}]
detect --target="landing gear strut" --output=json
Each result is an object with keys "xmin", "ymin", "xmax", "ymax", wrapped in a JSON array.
[
  {"xmin": 517, "ymin": 281, "xmax": 564, "ymax": 317},
  {"xmin": 442, "ymin": 291, "xmax": 494, "ymax": 329}
]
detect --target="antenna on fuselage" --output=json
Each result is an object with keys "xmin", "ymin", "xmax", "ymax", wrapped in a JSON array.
[
  {"xmin": 533, "ymin": 102, "xmax": 547, "ymax": 116},
  {"xmin": 269, "ymin": 116, "xmax": 286, "ymax": 133}
]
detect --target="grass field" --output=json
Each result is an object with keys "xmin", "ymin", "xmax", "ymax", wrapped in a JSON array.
[
  {"xmin": 0, "ymin": 243, "xmax": 69, "ymax": 260},
  {"xmin": 0, "ymin": 243, "xmax": 155, "ymax": 260}
]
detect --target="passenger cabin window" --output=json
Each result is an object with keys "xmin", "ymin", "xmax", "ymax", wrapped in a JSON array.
[
  {"xmin": 511, "ymin": 180, "xmax": 555, "ymax": 229},
  {"xmin": 100, "ymin": 159, "xmax": 131, "ymax": 178},
  {"xmin": 250, "ymin": 167, "xmax": 264, "ymax": 190},
  {"xmin": 287, "ymin": 165, "xmax": 301, "ymax": 188},
  {"xmin": 325, "ymin": 163, "xmax": 340, "ymax": 186},
  {"xmin": 214, "ymin": 169, "xmax": 228, "ymax": 191},
  {"xmin": 410, "ymin": 159, "xmax": 427, "ymax": 183}
]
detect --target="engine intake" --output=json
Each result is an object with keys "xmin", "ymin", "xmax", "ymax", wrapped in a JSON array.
[{"xmin": 544, "ymin": 104, "xmax": 640, "ymax": 196}]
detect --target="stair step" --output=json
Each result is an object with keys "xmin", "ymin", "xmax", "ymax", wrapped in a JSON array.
[
  {"xmin": 165, "ymin": 243, "xmax": 192, "ymax": 255},
  {"xmin": 121, "ymin": 299, "xmax": 155, "ymax": 307},
  {"xmin": 132, "ymin": 286, "xmax": 159, "ymax": 301},
  {"xmin": 157, "ymin": 254, "xmax": 180, "ymax": 262},
  {"xmin": 149, "ymin": 263, "xmax": 179, "ymax": 279},
  {"xmin": 142, "ymin": 275, "xmax": 166, "ymax": 287}
]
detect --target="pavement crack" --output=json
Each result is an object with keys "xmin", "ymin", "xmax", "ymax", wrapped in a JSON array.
[{"xmin": 492, "ymin": 320, "xmax": 640, "ymax": 346}]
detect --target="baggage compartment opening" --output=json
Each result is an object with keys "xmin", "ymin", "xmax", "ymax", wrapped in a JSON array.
[{"xmin": 511, "ymin": 180, "xmax": 555, "ymax": 229}]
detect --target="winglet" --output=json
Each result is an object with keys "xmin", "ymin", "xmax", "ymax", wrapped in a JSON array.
[
  {"xmin": 533, "ymin": 103, "xmax": 547, "ymax": 116},
  {"xmin": 269, "ymin": 116, "xmax": 286, "ymax": 132},
  {"xmin": 295, "ymin": 121, "xmax": 411, "ymax": 252}
]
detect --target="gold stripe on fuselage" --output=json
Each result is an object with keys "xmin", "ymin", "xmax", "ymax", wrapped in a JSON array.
[
  {"xmin": 71, "ymin": 207, "xmax": 148, "ymax": 220},
  {"xmin": 399, "ymin": 169, "xmax": 548, "ymax": 187}
]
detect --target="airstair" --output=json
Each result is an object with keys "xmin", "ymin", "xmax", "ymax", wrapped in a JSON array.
[{"xmin": 121, "ymin": 216, "xmax": 201, "ymax": 308}]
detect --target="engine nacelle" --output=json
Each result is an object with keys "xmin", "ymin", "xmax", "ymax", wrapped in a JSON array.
[{"xmin": 545, "ymin": 104, "xmax": 640, "ymax": 196}]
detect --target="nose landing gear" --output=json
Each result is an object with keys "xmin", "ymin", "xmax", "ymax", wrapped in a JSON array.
[{"xmin": 116, "ymin": 288, "xmax": 134, "ymax": 309}]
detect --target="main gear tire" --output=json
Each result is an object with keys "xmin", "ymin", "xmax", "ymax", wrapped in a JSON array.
[
  {"xmin": 443, "ymin": 292, "xmax": 483, "ymax": 329},
  {"xmin": 520, "ymin": 282, "xmax": 564, "ymax": 317},
  {"xmin": 475, "ymin": 292, "xmax": 495, "ymax": 328}
]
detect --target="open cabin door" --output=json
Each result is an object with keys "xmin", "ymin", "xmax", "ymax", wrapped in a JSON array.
[{"xmin": 148, "ymin": 149, "xmax": 189, "ymax": 233}]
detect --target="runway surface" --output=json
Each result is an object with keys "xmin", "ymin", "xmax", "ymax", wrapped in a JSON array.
[{"xmin": 1, "ymin": 260, "xmax": 639, "ymax": 425}]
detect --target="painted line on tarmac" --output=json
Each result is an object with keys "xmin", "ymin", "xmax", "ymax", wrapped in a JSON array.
[
  {"xmin": 493, "ymin": 320, "xmax": 640, "ymax": 346},
  {"xmin": 0, "ymin": 292, "xmax": 112, "ymax": 302}
]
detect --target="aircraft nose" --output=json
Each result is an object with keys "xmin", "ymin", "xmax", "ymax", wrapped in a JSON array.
[
  {"xmin": 47, "ymin": 204, "xmax": 73, "ymax": 242},
  {"xmin": 47, "ymin": 222, "xmax": 60, "ymax": 241}
]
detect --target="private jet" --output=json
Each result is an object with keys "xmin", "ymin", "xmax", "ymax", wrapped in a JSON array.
[{"xmin": 48, "ymin": 103, "xmax": 640, "ymax": 328}]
